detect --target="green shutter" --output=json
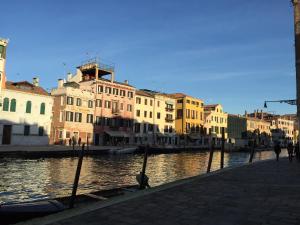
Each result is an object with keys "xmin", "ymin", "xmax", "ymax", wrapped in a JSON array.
[
  {"xmin": 3, "ymin": 98, "xmax": 9, "ymax": 111},
  {"xmin": 10, "ymin": 99, "xmax": 16, "ymax": 112},
  {"xmin": 26, "ymin": 101, "xmax": 32, "ymax": 113},
  {"xmin": 40, "ymin": 103, "xmax": 45, "ymax": 115}
]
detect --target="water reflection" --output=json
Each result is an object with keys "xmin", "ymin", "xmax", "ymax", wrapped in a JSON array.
[{"xmin": 0, "ymin": 150, "xmax": 287, "ymax": 204}]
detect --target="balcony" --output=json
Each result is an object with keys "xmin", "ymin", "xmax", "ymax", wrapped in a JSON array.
[
  {"xmin": 165, "ymin": 107, "xmax": 174, "ymax": 112},
  {"xmin": 165, "ymin": 117, "xmax": 174, "ymax": 123},
  {"xmin": 112, "ymin": 108, "xmax": 120, "ymax": 115}
]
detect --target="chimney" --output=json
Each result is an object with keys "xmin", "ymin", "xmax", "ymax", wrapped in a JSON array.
[
  {"xmin": 67, "ymin": 73, "xmax": 72, "ymax": 82},
  {"xmin": 245, "ymin": 110, "xmax": 247, "ymax": 117},
  {"xmin": 32, "ymin": 77, "xmax": 39, "ymax": 87},
  {"xmin": 260, "ymin": 109, "xmax": 263, "ymax": 120},
  {"xmin": 254, "ymin": 110, "xmax": 257, "ymax": 118},
  {"xmin": 111, "ymin": 71, "xmax": 115, "ymax": 83},
  {"xmin": 58, "ymin": 79, "xmax": 64, "ymax": 88},
  {"xmin": 124, "ymin": 80, "xmax": 129, "ymax": 84}
]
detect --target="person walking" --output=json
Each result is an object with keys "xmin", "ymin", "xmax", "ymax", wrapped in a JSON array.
[
  {"xmin": 287, "ymin": 142, "xmax": 294, "ymax": 162},
  {"xmin": 78, "ymin": 137, "xmax": 82, "ymax": 146},
  {"xmin": 274, "ymin": 142, "xmax": 281, "ymax": 162},
  {"xmin": 295, "ymin": 142, "xmax": 300, "ymax": 162}
]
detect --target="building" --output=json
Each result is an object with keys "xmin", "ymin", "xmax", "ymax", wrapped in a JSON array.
[
  {"xmin": 0, "ymin": 38, "xmax": 8, "ymax": 107},
  {"xmin": 0, "ymin": 40, "xmax": 53, "ymax": 145},
  {"xmin": 170, "ymin": 93, "xmax": 204, "ymax": 133},
  {"xmin": 227, "ymin": 114, "xmax": 247, "ymax": 147},
  {"xmin": 134, "ymin": 90, "xmax": 176, "ymax": 146},
  {"xmin": 69, "ymin": 59, "xmax": 135, "ymax": 145},
  {"xmin": 50, "ymin": 79, "xmax": 95, "ymax": 145},
  {"xmin": 204, "ymin": 104, "xmax": 228, "ymax": 146}
]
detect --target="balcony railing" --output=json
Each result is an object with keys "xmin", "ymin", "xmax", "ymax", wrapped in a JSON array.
[
  {"xmin": 165, "ymin": 107, "xmax": 174, "ymax": 112},
  {"xmin": 165, "ymin": 117, "xmax": 174, "ymax": 123}
]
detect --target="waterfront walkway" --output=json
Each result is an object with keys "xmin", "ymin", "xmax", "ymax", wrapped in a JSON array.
[{"xmin": 19, "ymin": 158, "xmax": 300, "ymax": 225}]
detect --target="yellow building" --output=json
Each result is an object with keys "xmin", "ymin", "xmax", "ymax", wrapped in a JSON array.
[
  {"xmin": 169, "ymin": 93, "xmax": 204, "ymax": 135},
  {"xmin": 134, "ymin": 90, "xmax": 176, "ymax": 146},
  {"xmin": 204, "ymin": 104, "xmax": 228, "ymax": 145}
]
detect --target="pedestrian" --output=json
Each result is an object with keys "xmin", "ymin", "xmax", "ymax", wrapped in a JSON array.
[
  {"xmin": 136, "ymin": 172, "xmax": 151, "ymax": 189},
  {"xmin": 72, "ymin": 136, "xmax": 76, "ymax": 150},
  {"xmin": 78, "ymin": 137, "xmax": 81, "ymax": 146},
  {"xmin": 295, "ymin": 142, "xmax": 300, "ymax": 162},
  {"xmin": 69, "ymin": 138, "xmax": 72, "ymax": 146},
  {"xmin": 287, "ymin": 142, "xmax": 294, "ymax": 162},
  {"xmin": 274, "ymin": 142, "xmax": 281, "ymax": 162}
]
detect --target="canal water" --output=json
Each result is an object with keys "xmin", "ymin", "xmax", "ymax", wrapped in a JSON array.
[{"xmin": 0, "ymin": 149, "xmax": 287, "ymax": 204}]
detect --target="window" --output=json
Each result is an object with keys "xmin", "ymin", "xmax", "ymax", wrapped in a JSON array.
[
  {"xmin": 40, "ymin": 103, "xmax": 45, "ymax": 115},
  {"xmin": 136, "ymin": 97, "xmax": 141, "ymax": 104},
  {"xmin": 120, "ymin": 90, "xmax": 126, "ymax": 96},
  {"xmin": 105, "ymin": 87, "xmax": 112, "ymax": 94},
  {"xmin": 135, "ymin": 123, "xmax": 141, "ymax": 133},
  {"xmin": 60, "ymin": 96, "xmax": 64, "ymax": 106},
  {"xmin": 67, "ymin": 97, "xmax": 73, "ymax": 105},
  {"xmin": 177, "ymin": 109, "xmax": 183, "ymax": 119},
  {"xmin": 144, "ymin": 99, "xmax": 147, "ymax": 105},
  {"xmin": 24, "ymin": 125, "xmax": 30, "ymax": 136},
  {"xmin": 186, "ymin": 100, "xmax": 190, "ymax": 104},
  {"xmin": 87, "ymin": 114, "xmax": 94, "ymax": 123},
  {"xmin": 66, "ymin": 131, "xmax": 71, "ymax": 138},
  {"xmin": 26, "ymin": 101, "xmax": 32, "ymax": 113},
  {"xmin": 59, "ymin": 130, "xmax": 63, "ymax": 139},
  {"xmin": 96, "ymin": 116, "xmax": 101, "ymax": 125},
  {"xmin": 76, "ymin": 98, "xmax": 82, "ymax": 106},
  {"xmin": 127, "ymin": 104, "xmax": 132, "ymax": 112},
  {"xmin": 150, "ymin": 111, "xmax": 153, "ymax": 118},
  {"xmin": 88, "ymin": 100, "xmax": 93, "ymax": 108},
  {"xmin": 105, "ymin": 100, "xmax": 111, "ymax": 108},
  {"xmin": 157, "ymin": 101, "xmax": 160, "ymax": 107},
  {"xmin": 96, "ymin": 99, "xmax": 102, "ymax": 107},
  {"xmin": 136, "ymin": 110, "xmax": 140, "ymax": 117},
  {"xmin": 150, "ymin": 100, "xmax": 153, "ymax": 106},
  {"xmin": 75, "ymin": 113, "xmax": 82, "ymax": 122},
  {"xmin": 10, "ymin": 99, "xmax": 16, "ymax": 112},
  {"xmin": 120, "ymin": 103, "xmax": 124, "ymax": 110},
  {"xmin": 3, "ymin": 97, "xmax": 9, "ymax": 111},
  {"xmin": 98, "ymin": 85, "xmax": 103, "ymax": 93},
  {"xmin": 38, "ymin": 127, "xmax": 44, "ymax": 136},
  {"xmin": 128, "ymin": 91, "xmax": 133, "ymax": 98},
  {"xmin": 144, "ymin": 111, "xmax": 147, "ymax": 117},
  {"xmin": 113, "ymin": 88, "xmax": 119, "ymax": 95},
  {"xmin": 157, "ymin": 112, "xmax": 161, "ymax": 119},
  {"xmin": 148, "ymin": 124, "xmax": 153, "ymax": 132},
  {"xmin": 143, "ymin": 124, "xmax": 147, "ymax": 133},
  {"xmin": 66, "ymin": 111, "xmax": 74, "ymax": 121},
  {"xmin": 177, "ymin": 99, "xmax": 183, "ymax": 103},
  {"xmin": 59, "ymin": 111, "xmax": 64, "ymax": 122}
]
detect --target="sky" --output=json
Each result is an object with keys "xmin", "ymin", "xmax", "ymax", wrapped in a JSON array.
[{"xmin": 1, "ymin": 0, "xmax": 296, "ymax": 115}]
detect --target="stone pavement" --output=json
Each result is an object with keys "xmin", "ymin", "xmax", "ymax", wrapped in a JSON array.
[{"xmin": 18, "ymin": 158, "xmax": 300, "ymax": 225}]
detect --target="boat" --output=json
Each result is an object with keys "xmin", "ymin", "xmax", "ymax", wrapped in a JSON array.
[
  {"xmin": 109, "ymin": 147, "xmax": 137, "ymax": 154},
  {"xmin": 1, "ymin": 185, "xmax": 139, "ymax": 225}
]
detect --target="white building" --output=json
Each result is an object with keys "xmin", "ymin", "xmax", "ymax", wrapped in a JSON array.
[{"xmin": 0, "ymin": 39, "xmax": 53, "ymax": 145}]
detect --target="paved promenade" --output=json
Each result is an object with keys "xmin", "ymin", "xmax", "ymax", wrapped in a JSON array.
[{"xmin": 19, "ymin": 158, "xmax": 300, "ymax": 225}]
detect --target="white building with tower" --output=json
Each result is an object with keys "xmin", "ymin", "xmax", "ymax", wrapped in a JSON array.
[{"xmin": 0, "ymin": 39, "xmax": 54, "ymax": 145}]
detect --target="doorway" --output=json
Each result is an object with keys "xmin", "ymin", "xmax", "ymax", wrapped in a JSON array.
[{"xmin": 2, "ymin": 125, "xmax": 12, "ymax": 145}]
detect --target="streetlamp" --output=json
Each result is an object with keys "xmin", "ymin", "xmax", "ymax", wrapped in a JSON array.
[{"xmin": 263, "ymin": 99, "xmax": 296, "ymax": 108}]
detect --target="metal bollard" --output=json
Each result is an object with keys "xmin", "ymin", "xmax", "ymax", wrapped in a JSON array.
[{"xmin": 69, "ymin": 143, "xmax": 85, "ymax": 208}]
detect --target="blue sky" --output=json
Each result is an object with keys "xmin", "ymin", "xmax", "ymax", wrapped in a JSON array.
[{"xmin": 1, "ymin": 0, "xmax": 296, "ymax": 115}]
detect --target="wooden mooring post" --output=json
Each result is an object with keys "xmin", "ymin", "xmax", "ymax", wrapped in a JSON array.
[
  {"xmin": 139, "ymin": 145, "xmax": 149, "ymax": 190},
  {"xmin": 220, "ymin": 127, "xmax": 225, "ymax": 169},
  {"xmin": 69, "ymin": 144, "xmax": 85, "ymax": 209},
  {"xmin": 207, "ymin": 138, "xmax": 214, "ymax": 173}
]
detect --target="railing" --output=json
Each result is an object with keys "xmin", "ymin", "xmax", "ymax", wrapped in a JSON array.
[
  {"xmin": 165, "ymin": 117, "xmax": 174, "ymax": 122},
  {"xmin": 80, "ymin": 57, "xmax": 115, "ymax": 72},
  {"xmin": 165, "ymin": 107, "xmax": 174, "ymax": 112}
]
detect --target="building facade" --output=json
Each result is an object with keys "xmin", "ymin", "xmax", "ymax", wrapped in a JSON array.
[
  {"xmin": 134, "ymin": 90, "xmax": 176, "ymax": 146},
  {"xmin": 0, "ymin": 38, "xmax": 8, "ymax": 108},
  {"xmin": 204, "ymin": 104, "xmax": 228, "ymax": 146},
  {"xmin": 227, "ymin": 114, "xmax": 247, "ymax": 146},
  {"xmin": 70, "ymin": 59, "xmax": 135, "ymax": 145},
  {"xmin": 51, "ymin": 80, "xmax": 95, "ymax": 145}
]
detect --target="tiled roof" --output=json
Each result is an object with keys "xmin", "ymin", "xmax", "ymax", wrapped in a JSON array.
[
  {"xmin": 168, "ymin": 93, "xmax": 203, "ymax": 101},
  {"xmin": 204, "ymin": 104, "xmax": 219, "ymax": 108},
  {"xmin": 5, "ymin": 81, "xmax": 50, "ymax": 96},
  {"xmin": 136, "ymin": 89, "xmax": 154, "ymax": 97}
]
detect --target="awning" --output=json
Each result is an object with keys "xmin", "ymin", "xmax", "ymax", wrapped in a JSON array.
[
  {"xmin": 105, "ymin": 131, "xmax": 130, "ymax": 138},
  {"xmin": 165, "ymin": 100, "xmax": 174, "ymax": 105}
]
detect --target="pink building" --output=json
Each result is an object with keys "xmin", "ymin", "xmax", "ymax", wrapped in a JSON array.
[{"xmin": 70, "ymin": 59, "xmax": 135, "ymax": 145}]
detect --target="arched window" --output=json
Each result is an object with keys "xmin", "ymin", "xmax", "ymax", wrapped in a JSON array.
[
  {"xmin": 40, "ymin": 103, "xmax": 45, "ymax": 115},
  {"xmin": 10, "ymin": 99, "xmax": 16, "ymax": 112},
  {"xmin": 3, "ymin": 97, "xmax": 9, "ymax": 111},
  {"xmin": 26, "ymin": 101, "xmax": 32, "ymax": 113}
]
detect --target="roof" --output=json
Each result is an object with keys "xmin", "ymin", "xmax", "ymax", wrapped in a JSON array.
[
  {"xmin": 136, "ymin": 89, "xmax": 154, "ymax": 98},
  {"xmin": 168, "ymin": 93, "xmax": 203, "ymax": 101},
  {"xmin": 5, "ymin": 81, "xmax": 50, "ymax": 96},
  {"xmin": 204, "ymin": 104, "xmax": 219, "ymax": 108}
]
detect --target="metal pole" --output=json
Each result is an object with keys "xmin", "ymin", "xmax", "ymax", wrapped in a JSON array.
[
  {"xmin": 87, "ymin": 136, "xmax": 89, "ymax": 150},
  {"xmin": 207, "ymin": 137, "xmax": 214, "ymax": 173},
  {"xmin": 139, "ymin": 145, "xmax": 149, "ymax": 189},
  {"xmin": 220, "ymin": 127, "xmax": 225, "ymax": 169},
  {"xmin": 69, "ymin": 143, "xmax": 85, "ymax": 208}
]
